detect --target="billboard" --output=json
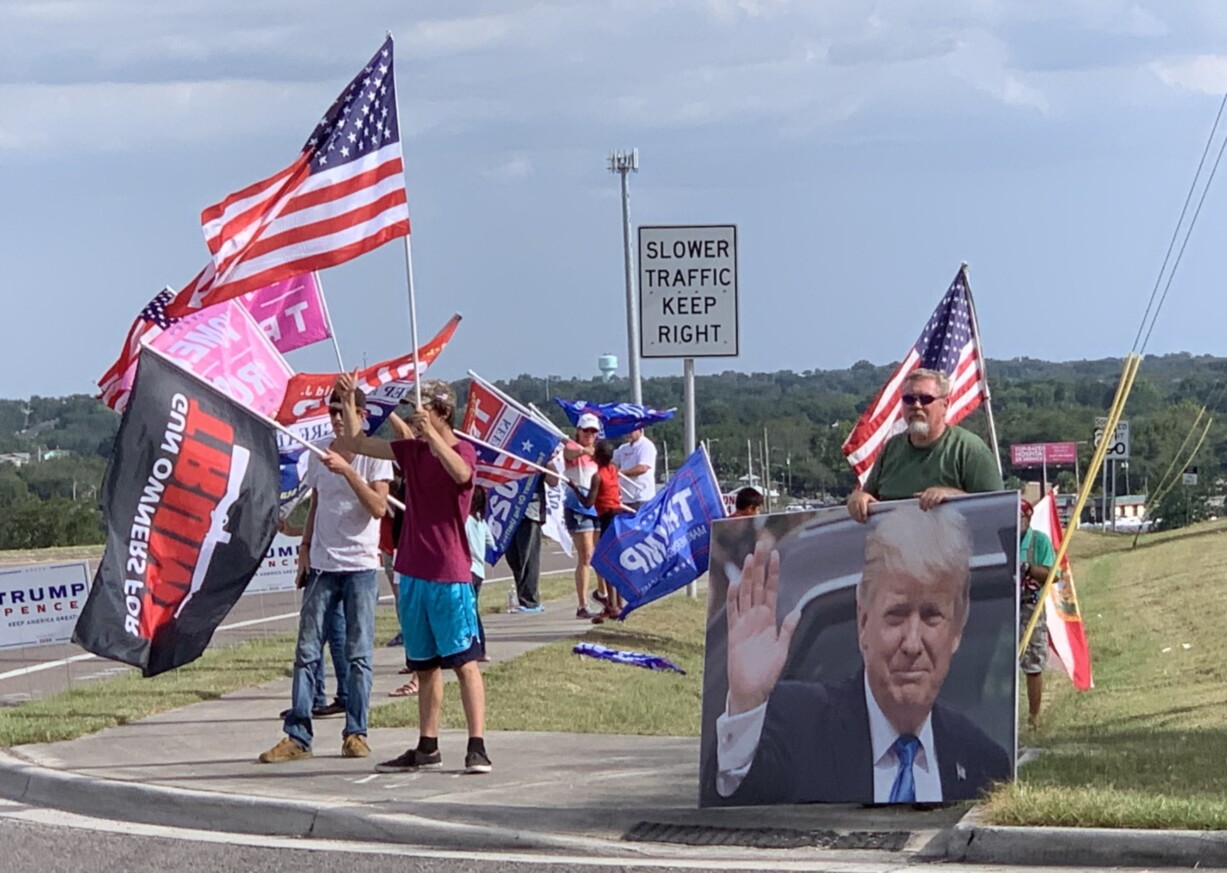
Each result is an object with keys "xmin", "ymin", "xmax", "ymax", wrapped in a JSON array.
[{"xmin": 1010, "ymin": 442, "xmax": 1078, "ymax": 467}]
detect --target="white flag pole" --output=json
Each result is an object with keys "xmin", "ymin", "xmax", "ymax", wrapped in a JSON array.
[
  {"xmin": 311, "ymin": 271, "xmax": 346, "ymax": 372},
  {"xmin": 455, "ymin": 431, "xmax": 561, "ymax": 478},
  {"xmin": 140, "ymin": 343, "xmax": 405, "ymax": 511},
  {"xmin": 961, "ymin": 262, "xmax": 1003, "ymax": 478},
  {"xmin": 389, "ymin": 37, "xmax": 422, "ymax": 409}
]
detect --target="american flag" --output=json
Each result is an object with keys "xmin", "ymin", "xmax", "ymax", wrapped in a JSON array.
[
  {"xmin": 842, "ymin": 267, "xmax": 988, "ymax": 484},
  {"xmin": 472, "ymin": 445, "xmax": 540, "ymax": 489},
  {"xmin": 165, "ymin": 36, "xmax": 409, "ymax": 317},
  {"xmin": 97, "ymin": 288, "xmax": 178, "ymax": 411}
]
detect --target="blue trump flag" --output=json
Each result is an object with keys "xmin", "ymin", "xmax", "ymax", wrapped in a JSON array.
[
  {"xmin": 591, "ymin": 447, "xmax": 726, "ymax": 617},
  {"xmin": 554, "ymin": 399, "xmax": 675, "ymax": 439}
]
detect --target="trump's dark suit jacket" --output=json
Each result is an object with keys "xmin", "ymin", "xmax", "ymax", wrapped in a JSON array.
[{"xmin": 725, "ymin": 673, "xmax": 1011, "ymax": 805}]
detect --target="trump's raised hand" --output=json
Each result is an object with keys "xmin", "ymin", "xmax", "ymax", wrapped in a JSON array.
[{"xmin": 725, "ymin": 541, "xmax": 802, "ymax": 716}]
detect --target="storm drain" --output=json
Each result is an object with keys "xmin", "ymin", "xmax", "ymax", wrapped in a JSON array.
[{"xmin": 624, "ymin": 821, "xmax": 911, "ymax": 851}]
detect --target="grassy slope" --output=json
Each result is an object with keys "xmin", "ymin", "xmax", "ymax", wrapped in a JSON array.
[{"xmin": 985, "ymin": 518, "xmax": 1227, "ymax": 828}]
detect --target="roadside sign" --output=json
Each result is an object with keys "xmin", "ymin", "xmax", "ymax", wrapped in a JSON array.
[
  {"xmin": 1010, "ymin": 442, "xmax": 1078, "ymax": 467},
  {"xmin": 638, "ymin": 224, "xmax": 738, "ymax": 359},
  {"xmin": 1183, "ymin": 466, "xmax": 1199, "ymax": 487},
  {"xmin": 1093, "ymin": 417, "xmax": 1130, "ymax": 461},
  {"xmin": 244, "ymin": 532, "xmax": 303, "ymax": 595},
  {"xmin": 0, "ymin": 561, "xmax": 90, "ymax": 650}
]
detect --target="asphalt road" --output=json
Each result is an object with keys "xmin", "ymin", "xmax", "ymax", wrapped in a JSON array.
[
  {"xmin": 0, "ymin": 547, "xmax": 576, "ymax": 706},
  {"xmin": 2, "ymin": 801, "xmax": 1205, "ymax": 873}
]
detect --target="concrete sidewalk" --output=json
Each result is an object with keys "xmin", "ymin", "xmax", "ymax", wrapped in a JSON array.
[{"xmin": 1, "ymin": 594, "xmax": 1225, "ymax": 866}]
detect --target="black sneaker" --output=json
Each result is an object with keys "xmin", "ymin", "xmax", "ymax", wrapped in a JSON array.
[
  {"xmin": 375, "ymin": 748, "xmax": 443, "ymax": 773},
  {"xmin": 464, "ymin": 749, "xmax": 492, "ymax": 774},
  {"xmin": 313, "ymin": 700, "xmax": 346, "ymax": 718}
]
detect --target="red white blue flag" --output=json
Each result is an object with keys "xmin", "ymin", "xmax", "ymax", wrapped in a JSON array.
[
  {"xmin": 842, "ymin": 267, "xmax": 988, "ymax": 483},
  {"xmin": 166, "ymin": 36, "xmax": 409, "ymax": 317}
]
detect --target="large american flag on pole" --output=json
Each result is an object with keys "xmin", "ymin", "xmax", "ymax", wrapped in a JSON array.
[
  {"xmin": 165, "ymin": 35, "xmax": 409, "ymax": 317},
  {"xmin": 842, "ymin": 267, "xmax": 988, "ymax": 483}
]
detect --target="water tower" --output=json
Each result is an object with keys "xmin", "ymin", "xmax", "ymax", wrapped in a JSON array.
[{"xmin": 598, "ymin": 353, "xmax": 619, "ymax": 382}]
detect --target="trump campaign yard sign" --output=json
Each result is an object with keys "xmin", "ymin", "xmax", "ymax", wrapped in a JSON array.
[{"xmin": 0, "ymin": 561, "xmax": 91, "ymax": 650}]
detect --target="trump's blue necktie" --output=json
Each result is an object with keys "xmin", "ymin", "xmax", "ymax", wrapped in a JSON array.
[{"xmin": 888, "ymin": 734, "xmax": 921, "ymax": 803}]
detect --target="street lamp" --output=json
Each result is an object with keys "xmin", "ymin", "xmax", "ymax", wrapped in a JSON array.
[{"xmin": 607, "ymin": 148, "xmax": 641, "ymax": 405}]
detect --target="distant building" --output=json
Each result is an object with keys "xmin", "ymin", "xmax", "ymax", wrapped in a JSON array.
[{"xmin": 0, "ymin": 452, "xmax": 31, "ymax": 467}]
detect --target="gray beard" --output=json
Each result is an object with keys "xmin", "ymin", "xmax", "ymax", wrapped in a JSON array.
[{"xmin": 907, "ymin": 418, "xmax": 931, "ymax": 439}]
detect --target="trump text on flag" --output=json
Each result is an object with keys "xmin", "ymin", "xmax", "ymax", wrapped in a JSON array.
[{"xmin": 638, "ymin": 225, "xmax": 739, "ymax": 358}]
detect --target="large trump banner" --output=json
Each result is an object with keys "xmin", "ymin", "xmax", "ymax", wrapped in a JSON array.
[
  {"xmin": 591, "ymin": 447, "xmax": 725, "ymax": 617},
  {"xmin": 700, "ymin": 493, "xmax": 1018, "ymax": 807},
  {"xmin": 74, "ymin": 350, "xmax": 280, "ymax": 677}
]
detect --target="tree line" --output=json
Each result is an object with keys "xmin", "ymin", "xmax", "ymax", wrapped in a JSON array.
[{"xmin": 2, "ymin": 351, "xmax": 1225, "ymax": 548}]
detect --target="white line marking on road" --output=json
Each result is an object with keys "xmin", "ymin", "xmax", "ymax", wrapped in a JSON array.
[
  {"xmin": 0, "ymin": 653, "xmax": 95, "ymax": 682},
  {"xmin": 353, "ymin": 774, "xmax": 378, "ymax": 784},
  {"xmin": 0, "ymin": 804, "xmax": 906, "ymax": 871}
]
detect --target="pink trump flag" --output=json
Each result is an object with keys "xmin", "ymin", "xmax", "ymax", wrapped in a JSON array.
[
  {"xmin": 150, "ymin": 299, "xmax": 293, "ymax": 418},
  {"xmin": 239, "ymin": 272, "xmax": 332, "ymax": 355}
]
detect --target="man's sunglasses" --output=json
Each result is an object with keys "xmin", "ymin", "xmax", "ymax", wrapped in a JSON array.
[{"xmin": 901, "ymin": 393, "xmax": 946, "ymax": 407}]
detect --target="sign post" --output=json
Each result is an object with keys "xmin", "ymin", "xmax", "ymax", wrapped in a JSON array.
[
  {"xmin": 1094, "ymin": 418, "xmax": 1129, "ymax": 531},
  {"xmin": 638, "ymin": 224, "xmax": 739, "ymax": 596}
]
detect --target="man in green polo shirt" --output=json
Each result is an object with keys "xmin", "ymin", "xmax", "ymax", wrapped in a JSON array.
[{"xmin": 848, "ymin": 368, "xmax": 1003, "ymax": 524}]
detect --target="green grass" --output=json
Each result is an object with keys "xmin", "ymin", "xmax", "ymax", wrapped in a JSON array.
[
  {"xmin": 0, "ymin": 633, "xmax": 296, "ymax": 746},
  {"xmin": 985, "ymin": 517, "xmax": 1227, "ymax": 829},
  {"xmin": 370, "ymin": 593, "xmax": 706, "ymax": 735}
]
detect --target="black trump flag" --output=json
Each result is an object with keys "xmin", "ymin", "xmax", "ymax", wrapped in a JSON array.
[{"xmin": 74, "ymin": 350, "xmax": 279, "ymax": 676}]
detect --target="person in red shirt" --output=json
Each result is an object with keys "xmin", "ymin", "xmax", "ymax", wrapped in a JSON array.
[
  {"xmin": 568, "ymin": 440, "xmax": 632, "ymax": 621},
  {"xmin": 334, "ymin": 374, "xmax": 491, "ymax": 775}
]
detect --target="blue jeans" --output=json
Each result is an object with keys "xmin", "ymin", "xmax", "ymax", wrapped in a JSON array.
[
  {"xmin": 284, "ymin": 569, "xmax": 378, "ymax": 749},
  {"xmin": 311, "ymin": 599, "xmax": 348, "ymax": 709}
]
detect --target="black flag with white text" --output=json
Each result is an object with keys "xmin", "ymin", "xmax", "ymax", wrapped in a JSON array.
[{"xmin": 74, "ymin": 349, "xmax": 279, "ymax": 676}]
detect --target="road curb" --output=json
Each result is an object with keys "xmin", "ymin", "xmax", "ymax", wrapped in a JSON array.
[
  {"xmin": 0, "ymin": 750, "xmax": 653, "ymax": 856},
  {"xmin": 944, "ymin": 805, "xmax": 1227, "ymax": 868}
]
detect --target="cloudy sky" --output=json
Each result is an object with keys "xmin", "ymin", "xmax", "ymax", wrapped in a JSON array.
[{"xmin": 5, "ymin": 0, "xmax": 1227, "ymax": 399}]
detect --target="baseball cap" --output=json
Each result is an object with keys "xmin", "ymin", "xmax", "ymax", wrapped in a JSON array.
[
  {"xmin": 420, "ymin": 379, "xmax": 456, "ymax": 411},
  {"xmin": 577, "ymin": 412, "xmax": 601, "ymax": 431},
  {"xmin": 1020, "ymin": 498, "xmax": 1034, "ymax": 517}
]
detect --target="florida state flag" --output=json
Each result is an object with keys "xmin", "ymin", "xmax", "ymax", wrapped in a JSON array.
[{"xmin": 74, "ymin": 349, "xmax": 280, "ymax": 676}]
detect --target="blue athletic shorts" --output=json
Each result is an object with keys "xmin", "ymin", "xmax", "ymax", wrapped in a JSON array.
[{"xmin": 396, "ymin": 574, "xmax": 482, "ymax": 669}]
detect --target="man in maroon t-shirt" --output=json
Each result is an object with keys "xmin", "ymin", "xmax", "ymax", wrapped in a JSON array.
[{"xmin": 334, "ymin": 374, "xmax": 491, "ymax": 775}]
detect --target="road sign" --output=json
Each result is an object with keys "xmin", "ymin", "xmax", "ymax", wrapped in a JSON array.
[
  {"xmin": 1093, "ymin": 417, "xmax": 1130, "ymax": 460},
  {"xmin": 1183, "ymin": 466, "xmax": 1199, "ymax": 486},
  {"xmin": 638, "ymin": 225, "xmax": 738, "ymax": 359}
]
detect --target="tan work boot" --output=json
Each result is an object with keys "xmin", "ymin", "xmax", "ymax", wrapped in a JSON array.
[
  {"xmin": 258, "ymin": 737, "xmax": 311, "ymax": 764},
  {"xmin": 342, "ymin": 734, "xmax": 370, "ymax": 758}
]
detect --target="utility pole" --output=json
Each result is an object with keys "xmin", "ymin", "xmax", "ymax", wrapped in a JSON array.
[{"xmin": 608, "ymin": 149, "xmax": 642, "ymax": 405}]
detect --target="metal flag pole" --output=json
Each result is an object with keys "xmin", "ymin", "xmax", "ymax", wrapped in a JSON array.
[
  {"xmin": 961, "ymin": 262, "xmax": 1003, "ymax": 477},
  {"xmin": 312, "ymin": 271, "xmax": 346, "ymax": 371},
  {"xmin": 388, "ymin": 32, "xmax": 422, "ymax": 408}
]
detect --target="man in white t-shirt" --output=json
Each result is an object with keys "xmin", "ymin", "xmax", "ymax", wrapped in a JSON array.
[
  {"xmin": 613, "ymin": 428, "xmax": 657, "ymax": 510},
  {"xmin": 260, "ymin": 388, "xmax": 393, "ymax": 764}
]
